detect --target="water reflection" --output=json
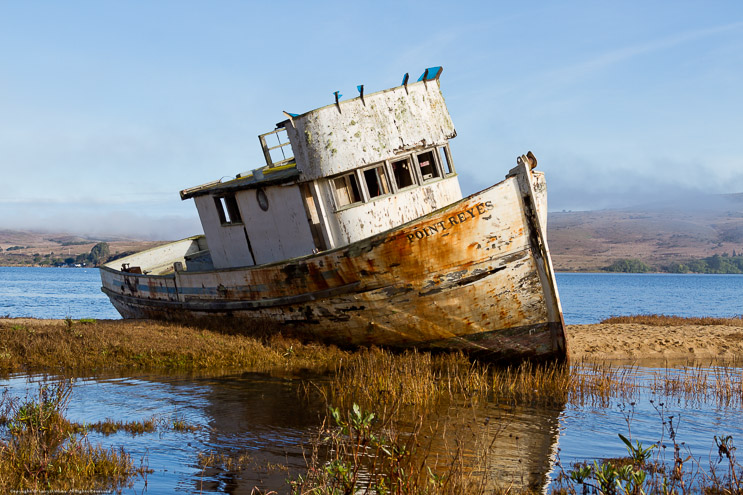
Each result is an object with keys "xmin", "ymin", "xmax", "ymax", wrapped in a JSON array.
[
  {"xmin": 4, "ymin": 365, "xmax": 743, "ymax": 493},
  {"xmin": 407, "ymin": 400, "xmax": 563, "ymax": 492},
  {"xmin": 0, "ymin": 372, "xmax": 565, "ymax": 493},
  {"xmin": 188, "ymin": 372, "xmax": 326, "ymax": 493}
]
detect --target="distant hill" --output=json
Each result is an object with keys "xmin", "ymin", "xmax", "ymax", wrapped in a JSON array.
[
  {"xmin": 4, "ymin": 192, "xmax": 743, "ymax": 272},
  {"xmin": 0, "ymin": 229, "xmax": 166, "ymax": 267},
  {"xmin": 547, "ymin": 193, "xmax": 743, "ymax": 271}
]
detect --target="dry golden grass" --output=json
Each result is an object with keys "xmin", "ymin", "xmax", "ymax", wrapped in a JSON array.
[
  {"xmin": 4, "ymin": 318, "xmax": 743, "ymax": 413},
  {"xmin": 601, "ymin": 314, "xmax": 743, "ymax": 327},
  {"xmin": 0, "ymin": 318, "xmax": 351, "ymax": 374},
  {"xmin": 321, "ymin": 351, "xmax": 648, "ymax": 415}
]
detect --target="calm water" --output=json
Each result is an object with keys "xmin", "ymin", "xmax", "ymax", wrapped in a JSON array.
[
  {"xmin": 557, "ymin": 272, "xmax": 743, "ymax": 324},
  {"xmin": 4, "ymin": 368, "xmax": 743, "ymax": 493},
  {"xmin": 0, "ymin": 266, "xmax": 120, "ymax": 319},
  {"xmin": 2, "ymin": 266, "xmax": 742, "ymax": 323},
  {"xmin": 2, "ymin": 267, "xmax": 743, "ymax": 492}
]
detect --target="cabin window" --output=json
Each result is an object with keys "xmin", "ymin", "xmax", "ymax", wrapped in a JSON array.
[
  {"xmin": 391, "ymin": 157, "xmax": 416, "ymax": 190},
  {"xmin": 362, "ymin": 164, "xmax": 391, "ymax": 199},
  {"xmin": 333, "ymin": 172, "xmax": 362, "ymax": 208},
  {"xmin": 438, "ymin": 145, "xmax": 454, "ymax": 175},
  {"xmin": 416, "ymin": 150, "xmax": 440, "ymax": 182},
  {"xmin": 301, "ymin": 183, "xmax": 329, "ymax": 251},
  {"xmin": 214, "ymin": 195, "xmax": 243, "ymax": 225}
]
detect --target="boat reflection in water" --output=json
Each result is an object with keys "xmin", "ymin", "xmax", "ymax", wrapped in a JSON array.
[
  {"xmin": 390, "ymin": 401, "xmax": 563, "ymax": 493},
  {"xmin": 189, "ymin": 374, "xmax": 564, "ymax": 493}
]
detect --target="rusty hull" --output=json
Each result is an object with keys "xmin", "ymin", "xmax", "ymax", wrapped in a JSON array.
[{"xmin": 100, "ymin": 161, "xmax": 567, "ymax": 361}]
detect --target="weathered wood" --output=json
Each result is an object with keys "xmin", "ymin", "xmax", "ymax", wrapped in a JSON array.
[
  {"xmin": 101, "ymin": 164, "xmax": 567, "ymax": 361},
  {"xmin": 100, "ymin": 70, "xmax": 568, "ymax": 361}
]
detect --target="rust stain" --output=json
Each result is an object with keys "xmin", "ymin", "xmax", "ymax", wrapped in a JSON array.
[{"xmin": 102, "ymin": 167, "xmax": 567, "ymax": 361}]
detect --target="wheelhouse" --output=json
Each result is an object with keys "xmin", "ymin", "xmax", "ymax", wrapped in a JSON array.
[{"xmin": 180, "ymin": 67, "xmax": 462, "ymax": 270}]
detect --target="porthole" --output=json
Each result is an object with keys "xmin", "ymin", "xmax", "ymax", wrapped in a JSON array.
[{"xmin": 256, "ymin": 188, "xmax": 269, "ymax": 211}]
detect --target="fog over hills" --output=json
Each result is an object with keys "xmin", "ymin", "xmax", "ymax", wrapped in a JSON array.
[
  {"xmin": 2, "ymin": 191, "xmax": 743, "ymax": 271},
  {"xmin": 548, "ymin": 192, "xmax": 743, "ymax": 271}
]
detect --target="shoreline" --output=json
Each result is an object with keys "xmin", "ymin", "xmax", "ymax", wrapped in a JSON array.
[
  {"xmin": 567, "ymin": 322, "xmax": 743, "ymax": 365},
  {"xmin": 1, "ymin": 318, "xmax": 742, "ymax": 371},
  {"xmin": 5, "ymin": 264, "xmax": 743, "ymax": 274}
]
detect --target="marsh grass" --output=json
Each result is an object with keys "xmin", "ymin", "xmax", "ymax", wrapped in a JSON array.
[
  {"xmin": 4, "ymin": 318, "xmax": 742, "ymax": 420},
  {"xmin": 0, "ymin": 318, "xmax": 350, "ymax": 373},
  {"xmin": 602, "ymin": 314, "xmax": 743, "ymax": 327},
  {"xmin": 321, "ymin": 352, "xmax": 650, "ymax": 415},
  {"xmin": 4, "ymin": 318, "xmax": 743, "ymax": 492},
  {"xmin": 88, "ymin": 417, "xmax": 158, "ymax": 435},
  {"xmin": 649, "ymin": 365, "xmax": 743, "ymax": 408},
  {"xmin": 198, "ymin": 451, "xmax": 254, "ymax": 471},
  {"xmin": 0, "ymin": 380, "xmax": 145, "ymax": 492},
  {"xmin": 171, "ymin": 414, "xmax": 198, "ymax": 432}
]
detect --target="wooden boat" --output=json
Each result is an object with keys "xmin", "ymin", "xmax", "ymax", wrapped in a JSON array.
[{"xmin": 100, "ymin": 67, "xmax": 568, "ymax": 361}]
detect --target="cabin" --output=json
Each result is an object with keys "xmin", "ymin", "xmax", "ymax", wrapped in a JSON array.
[{"xmin": 179, "ymin": 67, "xmax": 462, "ymax": 270}]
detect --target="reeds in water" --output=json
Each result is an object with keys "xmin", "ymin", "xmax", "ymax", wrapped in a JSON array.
[{"xmin": 0, "ymin": 380, "xmax": 144, "ymax": 492}]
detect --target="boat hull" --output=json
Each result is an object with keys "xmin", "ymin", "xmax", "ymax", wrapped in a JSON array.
[{"xmin": 100, "ymin": 162, "xmax": 567, "ymax": 361}]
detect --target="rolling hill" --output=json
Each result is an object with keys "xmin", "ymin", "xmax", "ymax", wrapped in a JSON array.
[
  {"xmin": 547, "ymin": 193, "xmax": 743, "ymax": 271},
  {"xmin": 2, "ymin": 192, "xmax": 742, "ymax": 272}
]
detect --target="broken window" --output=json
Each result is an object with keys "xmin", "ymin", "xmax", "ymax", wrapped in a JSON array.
[
  {"xmin": 214, "ymin": 195, "xmax": 243, "ymax": 225},
  {"xmin": 416, "ymin": 150, "xmax": 440, "ymax": 181},
  {"xmin": 362, "ymin": 164, "xmax": 391, "ymax": 199},
  {"xmin": 333, "ymin": 172, "xmax": 362, "ymax": 208},
  {"xmin": 391, "ymin": 157, "xmax": 416, "ymax": 190},
  {"xmin": 301, "ymin": 183, "xmax": 328, "ymax": 251},
  {"xmin": 438, "ymin": 145, "xmax": 454, "ymax": 175}
]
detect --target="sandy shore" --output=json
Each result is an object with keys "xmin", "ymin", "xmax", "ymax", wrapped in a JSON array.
[{"xmin": 567, "ymin": 323, "xmax": 743, "ymax": 364}]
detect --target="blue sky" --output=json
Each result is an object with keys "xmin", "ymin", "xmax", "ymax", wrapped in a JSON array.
[{"xmin": 1, "ymin": 1, "xmax": 742, "ymax": 239}]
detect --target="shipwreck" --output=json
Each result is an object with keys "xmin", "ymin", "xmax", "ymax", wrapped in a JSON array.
[{"xmin": 100, "ymin": 66, "xmax": 568, "ymax": 361}]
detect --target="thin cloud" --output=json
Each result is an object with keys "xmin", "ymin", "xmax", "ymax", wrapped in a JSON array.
[{"xmin": 546, "ymin": 21, "xmax": 743, "ymax": 85}]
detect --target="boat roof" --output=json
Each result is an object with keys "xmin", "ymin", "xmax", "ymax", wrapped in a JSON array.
[
  {"xmin": 180, "ymin": 162, "xmax": 299, "ymax": 200},
  {"xmin": 280, "ymin": 66, "xmax": 443, "ymax": 122},
  {"xmin": 179, "ymin": 66, "xmax": 445, "ymax": 201}
]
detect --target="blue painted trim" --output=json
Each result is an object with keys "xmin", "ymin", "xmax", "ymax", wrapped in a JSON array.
[{"xmin": 417, "ymin": 66, "xmax": 443, "ymax": 82}]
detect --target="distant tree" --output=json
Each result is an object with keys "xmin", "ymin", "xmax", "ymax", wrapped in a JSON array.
[
  {"xmin": 64, "ymin": 257, "xmax": 75, "ymax": 265},
  {"xmin": 87, "ymin": 242, "xmax": 110, "ymax": 266},
  {"xmin": 665, "ymin": 263, "xmax": 689, "ymax": 273},
  {"xmin": 603, "ymin": 258, "xmax": 653, "ymax": 273},
  {"xmin": 687, "ymin": 259, "xmax": 708, "ymax": 273}
]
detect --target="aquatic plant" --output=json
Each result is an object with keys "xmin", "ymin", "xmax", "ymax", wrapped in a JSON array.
[
  {"xmin": 0, "ymin": 380, "xmax": 145, "ymax": 492},
  {"xmin": 553, "ymin": 401, "xmax": 743, "ymax": 495},
  {"xmin": 88, "ymin": 417, "xmax": 158, "ymax": 435}
]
